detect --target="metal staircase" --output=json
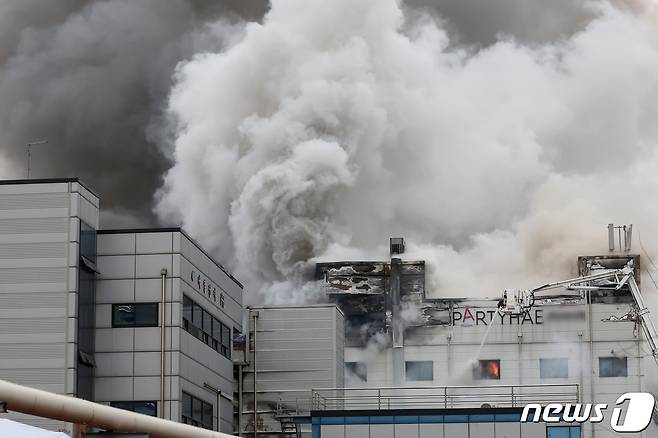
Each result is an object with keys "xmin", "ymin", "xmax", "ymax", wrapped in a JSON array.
[{"xmin": 279, "ymin": 416, "xmax": 299, "ymax": 438}]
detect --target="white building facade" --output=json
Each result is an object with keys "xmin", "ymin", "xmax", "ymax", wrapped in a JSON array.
[
  {"xmin": 95, "ymin": 228, "xmax": 243, "ymax": 433},
  {"xmin": 319, "ymin": 249, "xmax": 658, "ymax": 438}
]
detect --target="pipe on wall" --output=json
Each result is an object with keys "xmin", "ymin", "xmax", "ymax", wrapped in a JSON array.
[
  {"xmin": 160, "ymin": 268, "xmax": 168, "ymax": 419},
  {"xmin": 252, "ymin": 311, "xmax": 259, "ymax": 437},
  {"xmin": 238, "ymin": 364, "xmax": 243, "ymax": 437},
  {"xmin": 0, "ymin": 379, "xmax": 236, "ymax": 438}
]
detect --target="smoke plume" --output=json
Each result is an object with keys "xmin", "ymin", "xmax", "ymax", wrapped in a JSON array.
[
  {"xmin": 156, "ymin": 0, "xmax": 658, "ymax": 304},
  {"xmin": 0, "ymin": 0, "xmax": 265, "ymax": 225},
  {"xmin": 2, "ymin": 0, "xmax": 658, "ymax": 305}
]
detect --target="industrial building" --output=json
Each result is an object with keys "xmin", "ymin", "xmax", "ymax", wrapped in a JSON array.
[
  {"xmin": 0, "ymin": 178, "xmax": 243, "ymax": 434},
  {"xmin": 1, "ymin": 177, "xmax": 657, "ymax": 438},
  {"xmin": 312, "ymin": 238, "xmax": 657, "ymax": 438},
  {"xmin": 239, "ymin": 237, "xmax": 657, "ymax": 438},
  {"xmin": 233, "ymin": 305, "xmax": 344, "ymax": 436}
]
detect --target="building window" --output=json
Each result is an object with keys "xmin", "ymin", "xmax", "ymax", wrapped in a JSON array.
[
  {"xmin": 182, "ymin": 294, "xmax": 231, "ymax": 360},
  {"xmin": 111, "ymin": 401, "xmax": 157, "ymax": 417},
  {"xmin": 540, "ymin": 358, "xmax": 568, "ymax": 379},
  {"xmin": 183, "ymin": 295, "xmax": 193, "ymax": 331},
  {"xmin": 112, "ymin": 303, "xmax": 158, "ymax": 328},
  {"xmin": 405, "ymin": 361, "xmax": 433, "ymax": 381},
  {"xmin": 473, "ymin": 359, "xmax": 501, "ymax": 380},
  {"xmin": 181, "ymin": 392, "xmax": 213, "ymax": 430},
  {"xmin": 80, "ymin": 221, "xmax": 97, "ymax": 264},
  {"xmin": 599, "ymin": 357, "xmax": 628, "ymax": 377},
  {"xmin": 547, "ymin": 426, "xmax": 581, "ymax": 438},
  {"xmin": 345, "ymin": 362, "xmax": 367, "ymax": 383},
  {"xmin": 77, "ymin": 221, "xmax": 97, "ymax": 401},
  {"xmin": 221, "ymin": 321, "xmax": 231, "ymax": 359}
]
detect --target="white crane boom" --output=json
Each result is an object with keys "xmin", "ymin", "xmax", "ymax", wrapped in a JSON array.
[{"xmin": 499, "ymin": 262, "xmax": 658, "ymax": 366}]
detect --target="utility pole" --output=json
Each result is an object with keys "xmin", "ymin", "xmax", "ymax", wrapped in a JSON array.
[{"xmin": 26, "ymin": 140, "xmax": 48, "ymax": 178}]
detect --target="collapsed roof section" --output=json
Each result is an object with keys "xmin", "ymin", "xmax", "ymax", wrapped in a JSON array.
[{"xmin": 316, "ymin": 253, "xmax": 640, "ymax": 347}]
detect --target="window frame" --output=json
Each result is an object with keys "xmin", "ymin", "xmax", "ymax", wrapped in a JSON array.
[
  {"xmin": 182, "ymin": 294, "xmax": 232, "ymax": 360},
  {"xmin": 110, "ymin": 401, "xmax": 158, "ymax": 417},
  {"xmin": 599, "ymin": 356, "xmax": 628, "ymax": 378},
  {"xmin": 112, "ymin": 303, "xmax": 159, "ymax": 328},
  {"xmin": 182, "ymin": 295, "xmax": 193, "ymax": 331},
  {"xmin": 473, "ymin": 359, "xmax": 501, "ymax": 380},
  {"xmin": 181, "ymin": 391, "xmax": 213, "ymax": 430},
  {"xmin": 405, "ymin": 361, "xmax": 434, "ymax": 382}
]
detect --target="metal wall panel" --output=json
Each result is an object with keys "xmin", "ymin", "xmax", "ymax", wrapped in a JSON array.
[
  {"xmin": 97, "ymin": 230, "xmax": 242, "ymax": 432},
  {"xmin": 321, "ymin": 425, "xmax": 345, "ymax": 438},
  {"xmin": 345, "ymin": 424, "xmax": 369, "ymax": 438},
  {"xmin": 0, "ymin": 180, "xmax": 98, "ymax": 434},
  {"xmin": 496, "ymin": 422, "xmax": 521, "ymax": 438},
  {"xmin": 241, "ymin": 305, "xmax": 344, "ymax": 435},
  {"xmin": 469, "ymin": 422, "xmax": 495, "ymax": 438},
  {"xmin": 444, "ymin": 423, "xmax": 468, "ymax": 438},
  {"xmin": 419, "ymin": 423, "xmax": 443, "ymax": 438},
  {"xmin": 520, "ymin": 422, "xmax": 546, "ymax": 438},
  {"xmin": 371, "ymin": 424, "xmax": 395, "ymax": 438},
  {"xmin": 394, "ymin": 423, "xmax": 419, "ymax": 438}
]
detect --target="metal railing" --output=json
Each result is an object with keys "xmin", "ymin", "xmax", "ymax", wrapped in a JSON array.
[
  {"xmin": 276, "ymin": 398, "xmax": 314, "ymax": 417},
  {"xmin": 311, "ymin": 384, "xmax": 579, "ymax": 411}
]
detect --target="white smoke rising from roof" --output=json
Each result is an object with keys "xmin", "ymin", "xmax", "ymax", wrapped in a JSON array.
[{"xmin": 157, "ymin": 0, "xmax": 658, "ymax": 303}]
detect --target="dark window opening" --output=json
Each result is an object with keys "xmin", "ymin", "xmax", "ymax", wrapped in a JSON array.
[
  {"xmin": 540, "ymin": 358, "xmax": 568, "ymax": 379},
  {"xmin": 112, "ymin": 303, "xmax": 159, "ymax": 328},
  {"xmin": 182, "ymin": 294, "xmax": 231, "ymax": 360},
  {"xmin": 111, "ymin": 401, "xmax": 157, "ymax": 417},
  {"xmin": 345, "ymin": 362, "xmax": 367, "ymax": 383},
  {"xmin": 76, "ymin": 221, "xmax": 97, "ymax": 401},
  {"xmin": 183, "ymin": 295, "xmax": 192, "ymax": 330},
  {"xmin": 405, "ymin": 361, "xmax": 433, "ymax": 382},
  {"xmin": 80, "ymin": 221, "xmax": 97, "ymax": 264},
  {"xmin": 599, "ymin": 357, "xmax": 628, "ymax": 377},
  {"xmin": 181, "ymin": 391, "xmax": 213, "ymax": 430},
  {"xmin": 473, "ymin": 359, "xmax": 501, "ymax": 380}
]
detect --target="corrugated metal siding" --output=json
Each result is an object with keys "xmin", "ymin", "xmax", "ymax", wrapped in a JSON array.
[
  {"xmin": 0, "ymin": 181, "xmax": 100, "ymax": 433},
  {"xmin": 0, "ymin": 242, "xmax": 67, "ymax": 258},
  {"xmin": 0, "ymin": 343, "xmax": 65, "ymax": 359},
  {"xmin": 0, "ymin": 293, "xmax": 66, "ymax": 308},
  {"xmin": 241, "ymin": 305, "xmax": 344, "ymax": 435},
  {"xmin": 0, "ymin": 267, "xmax": 67, "ymax": 283},
  {"xmin": 0, "ymin": 317, "xmax": 66, "ymax": 334},
  {"xmin": 0, "ymin": 217, "xmax": 68, "ymax": 234},
  {"xmin": 0, "ymin": 193, "xmax": 68, "ymax": 209},
  {"xmin": 0, "ymin": 369, "xmax": 66, "ymax": 385}
]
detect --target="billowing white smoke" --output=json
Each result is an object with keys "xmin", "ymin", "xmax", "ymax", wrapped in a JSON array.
[{"xmin": 157, "ymin": 0, "xmax": 658, "ymax": 303}]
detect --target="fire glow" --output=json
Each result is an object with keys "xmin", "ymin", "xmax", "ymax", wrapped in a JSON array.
[{"xmin": 473, "ymin": 359, "xmax": 501, "ymax": 380}]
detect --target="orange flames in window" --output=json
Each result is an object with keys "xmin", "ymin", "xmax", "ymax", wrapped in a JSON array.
[
  {"xmin": 476, "ymin": 359, "xmax": 501, "ymax": 380},
  {"xmin": 487, "ymin": 360, "xmax": 500, "ymax": 379}
]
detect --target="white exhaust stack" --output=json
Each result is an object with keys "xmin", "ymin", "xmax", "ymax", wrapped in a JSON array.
[{"xmin": 0, "ymin": 379, "xmax": 235, "ymax": 438}]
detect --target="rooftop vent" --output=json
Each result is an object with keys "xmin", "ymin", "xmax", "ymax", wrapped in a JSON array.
[
  {"xmin": 608, "ymin": 224, "xmax": 632, "ymax": 252},
  {"xmin": 390, "ymin": 237, "xmax": 405, "ymax": 256}
]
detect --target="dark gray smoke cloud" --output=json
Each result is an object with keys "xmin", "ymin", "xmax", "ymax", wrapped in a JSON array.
[
  {"xmin": 0, "ymin": 0, "xmax": 616, "ymax": 227},
  {"xmin": 405, "ymin": 0, "xmax": 594, "ymax": 45},
  {"xmin": 0, "ymin": 0, "xmax": 266, "ymax": 225}
]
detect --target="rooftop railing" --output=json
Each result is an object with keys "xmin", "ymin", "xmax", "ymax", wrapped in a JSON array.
[{"xmin": 311, "ymin": 384, "xmax": 580, "ymax": 412}]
